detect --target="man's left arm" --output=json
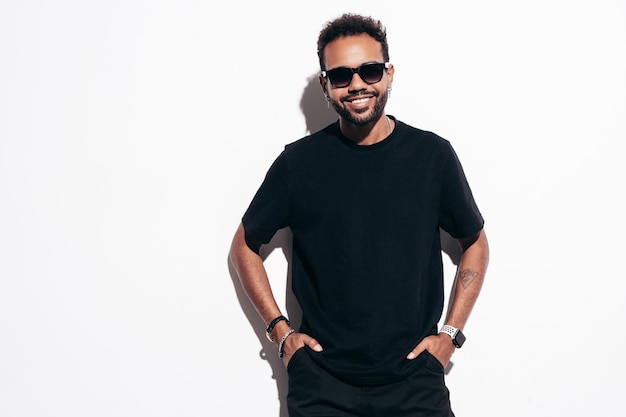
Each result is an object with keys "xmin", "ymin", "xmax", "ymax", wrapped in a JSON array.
[{"xmin": 407, "ymin": 229, "xmax": 489, "ymax": 366}]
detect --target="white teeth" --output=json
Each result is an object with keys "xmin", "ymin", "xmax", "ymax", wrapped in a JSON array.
[{"xmin": 351, "ymin": 98, "xmax": 368, "ymax": 104}]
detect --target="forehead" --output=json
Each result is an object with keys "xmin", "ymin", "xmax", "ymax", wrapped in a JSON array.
[{"xmin": 323, "ymin": 34, "xmax": 384, "ymax": 69}]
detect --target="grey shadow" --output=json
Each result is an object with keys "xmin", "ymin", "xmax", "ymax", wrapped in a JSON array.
[
  {"xmin": 227, "ymin": 227, "xmax": 297, "ymax": 417},
  {"xmin": 300, "ymin": 72, "xmax": 339, "ymax": 134},
  {"xmin": 227, "ymin": 72, "xmax": 334, "ymax": 417}
]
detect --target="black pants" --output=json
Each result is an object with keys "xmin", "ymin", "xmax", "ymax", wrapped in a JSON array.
[{"xmin": 287, "ymin": 347, "xmax": 455, "ymax": 417}]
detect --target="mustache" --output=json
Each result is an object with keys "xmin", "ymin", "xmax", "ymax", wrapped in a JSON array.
[{"xmin": 341, "ymin": 90, "xmax": 379, "ymax": 102}]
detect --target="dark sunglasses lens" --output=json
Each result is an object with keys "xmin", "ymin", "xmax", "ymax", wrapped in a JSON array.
[
  {"xmin": 359, "ymin": 64, "xmax": 384, "ymax": 84},
  {"xmin": 327, "ymin": 68, "xmax": 353, "ymax": 87},
  {"xmin": 326, "ymin": 63, "xmax": 386, "ymax": 87}
]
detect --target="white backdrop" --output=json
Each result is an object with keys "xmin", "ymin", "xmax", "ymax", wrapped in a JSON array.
[{"xmin": 1, "ymin": 1, "xmax": 625, "ymax": 416}]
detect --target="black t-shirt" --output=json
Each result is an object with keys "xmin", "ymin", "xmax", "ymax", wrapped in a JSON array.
[{"xmin": 243, "ymin": 117, "xmax": 484, "ymax": 385}]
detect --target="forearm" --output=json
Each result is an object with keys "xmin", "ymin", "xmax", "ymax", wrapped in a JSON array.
[
  {"xmin": 229, "ymin": 223, "xmax": 285, "ymax": 332},
  {"xmin": 444, "ymin": 229, "xmax": 490, "ymax": 330},
  {"xmin": 229, "ymin": 223, "xmax": 321, "ymax": 361}
]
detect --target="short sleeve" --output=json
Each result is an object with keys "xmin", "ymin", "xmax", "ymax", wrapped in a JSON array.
[
  {"xmin": 438, "ymin": 144, "xmax": 484, "ymax": 238},
  {"xmin": 242, "ymin": 151, "xmax": 290, "ymax": 244}
]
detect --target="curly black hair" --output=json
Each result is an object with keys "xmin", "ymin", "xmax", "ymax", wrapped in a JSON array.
[{"xmin": 317, "ymin": 13, "xmax": 389, "ymax": 71}]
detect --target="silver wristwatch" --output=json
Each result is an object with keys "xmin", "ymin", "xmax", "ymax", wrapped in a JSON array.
[{"xmin": 440, "ymin": 324, "xmax": 466, "ymax": 348}]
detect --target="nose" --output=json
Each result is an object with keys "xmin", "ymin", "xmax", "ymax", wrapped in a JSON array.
[{"xmin": 347, "ymin": 72, "xmax": 368, "ymax": 91}]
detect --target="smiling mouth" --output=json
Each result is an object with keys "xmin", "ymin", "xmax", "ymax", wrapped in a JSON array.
[
  {"xmin": 348, "ymin": 97, "xmax": 370, "ymax": 104},
  {"xmin": 343, "ymin": 92, "xmax": 377, "ymax": 104}
]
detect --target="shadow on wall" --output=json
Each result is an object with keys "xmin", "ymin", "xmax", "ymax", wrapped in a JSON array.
[
  {"xmin": 300, "ymin": 72, "xmax": 339, "ymax": 135},
  {"xmin": 227, "ymin": 71, "xmax": 336, "ymax": 417},
  {"xmin": 227, "ymin": 228, "xmax": 295, "ymax": 417},
  {"xmin": 227, "ymin": 72, "xmax": 465, "ymax": 417}
]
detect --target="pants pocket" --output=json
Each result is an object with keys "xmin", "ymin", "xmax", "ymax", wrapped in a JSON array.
[
  {"xmin": 420, "ymin": 349, "xmax": 445, "ymax": 374},
  {"xmin": 286, "ymin": 345, "xmax": 309, "ymax": 373}
]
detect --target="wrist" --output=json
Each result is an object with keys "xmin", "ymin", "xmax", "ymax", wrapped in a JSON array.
[
  {"xmin": 278, "ymin": 329, "xmax": 296, "ymax": 358},
  {"xmin": 269, "ymin": 320, "xmax": 293, "ymax": 346},
  {"xmin": 265, "ymin": 315, "xmax": 290, "ymax": 342},
  {"xmin": 439, "ymin": 324, "xmax": 466, "ymax": 348}
]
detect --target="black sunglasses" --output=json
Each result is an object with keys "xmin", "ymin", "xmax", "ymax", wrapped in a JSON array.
[{"xmin": 322, "ymin": 62, "xmax": 390, "ymax": 88}]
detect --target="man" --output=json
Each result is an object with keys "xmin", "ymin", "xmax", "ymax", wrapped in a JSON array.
[{"xmin": 229, "ymin": 13, "xmax": 489, "ymax": 417}]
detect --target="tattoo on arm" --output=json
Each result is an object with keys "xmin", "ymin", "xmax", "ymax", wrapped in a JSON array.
[{"xmin": 459, "ymin": 269, "xmax": 479, "ymax": 289}]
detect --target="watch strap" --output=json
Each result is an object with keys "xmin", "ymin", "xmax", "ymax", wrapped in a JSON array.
[
  {"xmin": 440, "ymin": 324, "xmax": 465, "ymax": 348},
  {"xmin": 439, "ymin": 324, "xmax": 458, "ymax": 338}
]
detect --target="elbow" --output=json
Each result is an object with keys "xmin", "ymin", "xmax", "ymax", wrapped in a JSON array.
[
  {"xmin": 229, "ymin": 223, "xmax": 262, "ymax": 268},
  {"xmin": 461, "ymin": 229, "xmax": 489, "ymax": 264}
]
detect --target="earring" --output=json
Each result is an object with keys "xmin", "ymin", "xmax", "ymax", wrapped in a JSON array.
[
  {"xmin": 387, "ymin": 88, "xmax": 392, "ymax": 98},
  {"xmin": 326, "ymin": 96, "xmax": 330, "ymax": 109}
]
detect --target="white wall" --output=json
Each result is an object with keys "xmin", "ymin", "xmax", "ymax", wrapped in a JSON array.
[{"xmin": 1, "ymin": 1, "xmax": 624, "ymax": 416}]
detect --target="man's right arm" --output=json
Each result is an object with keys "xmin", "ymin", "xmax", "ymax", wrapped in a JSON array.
[
  {"xmin": 228, "ymin": 222, "xmax": 322, "ymax": 364},
  {"xmin": 229, "ymin": 222, "xmax": 286, "ymax": 335}
]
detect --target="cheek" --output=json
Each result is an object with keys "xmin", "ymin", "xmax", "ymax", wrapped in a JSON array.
[
  {"xmin": 329, "ymin": 90, "xmax": 347, "ymax": 104},
  {"xmin": 327, "ymin": 88, "xmax": 341, "ymax": 99}
]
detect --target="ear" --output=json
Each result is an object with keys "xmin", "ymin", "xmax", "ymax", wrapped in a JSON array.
[
  {"xmin": 319, "ymin": 73, "xmax": 329, "ymax": 97},
  {"xmin": 386, "ymin": 63, "xmax": 395, "ymax": 89}
]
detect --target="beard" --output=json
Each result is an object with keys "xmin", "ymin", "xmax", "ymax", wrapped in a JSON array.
[{"xmin": 330, "ymin": 89, "xmax": 389, "ymax": 126}]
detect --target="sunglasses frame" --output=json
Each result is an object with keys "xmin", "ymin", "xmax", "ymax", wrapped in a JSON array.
[{"xmin": 322, "ymin": 62, "xmax": 390, "ymax": 88}]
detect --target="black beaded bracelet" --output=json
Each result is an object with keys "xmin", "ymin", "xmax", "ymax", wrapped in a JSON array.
[{"xmin": 266, "ymin": 315, "xmax": 289, "ymax": 342}]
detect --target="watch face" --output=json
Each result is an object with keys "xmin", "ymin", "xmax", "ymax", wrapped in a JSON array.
[{"xmin": 454, "ymin": 330, "xmax": 466, "ymax": 348}]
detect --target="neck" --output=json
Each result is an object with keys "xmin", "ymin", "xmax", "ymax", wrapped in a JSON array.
[{"xmin": 339, "ymin": 114, "xmax": 393, "ymax": 146}]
